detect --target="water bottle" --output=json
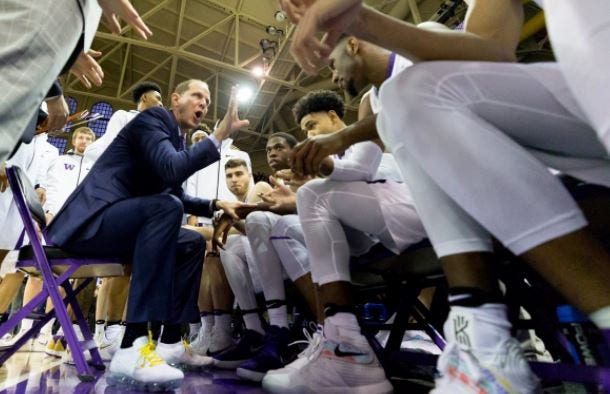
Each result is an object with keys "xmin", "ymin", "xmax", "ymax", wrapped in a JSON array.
[
  {"xmin": 556, "ymin": 305, "xmax": 603, "ymax": 366},
  {"xmin": 363, "ymin": 303, "xmax": 389, "ymax": 322}
]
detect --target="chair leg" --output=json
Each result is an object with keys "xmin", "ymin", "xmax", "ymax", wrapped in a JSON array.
[
  {"xmin": 45, "ymin": 274, "xmax": 93, "ymax": 380},
  {"xmin": 0, "ymin": 269, "xmax": 77, "ymax": 365},
  {"xmin": 63, "ymin": 279, "xmax": 104, "ymax": 371},
  {"xmin": 412, "ymin": 300, "xmax": 445, "ymax": 351},
  {"xmin": 0, "ymin": 290, "xmax": 48, "ymax": 365},
  {"xmin": 386, "ymin": 283, "xmax": 420, "ymax": 351}
]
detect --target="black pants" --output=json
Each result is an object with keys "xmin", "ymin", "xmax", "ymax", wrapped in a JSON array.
[{"xmin": 61, "ymin": 194, "xmax": 205, "ymax": 324}]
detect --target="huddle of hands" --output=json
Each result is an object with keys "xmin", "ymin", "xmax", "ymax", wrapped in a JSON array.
[{"xmin": 210, "ymin": 168, "xmax": 311, "ymax": 252}]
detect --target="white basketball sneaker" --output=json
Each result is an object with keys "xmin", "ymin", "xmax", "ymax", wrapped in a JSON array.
[
  {"xmin": 265, "ymin": 320, "xmax": 393, "ymax": 394},
  {"xmin": 432, "ymin": 340, "xmax": 540, "ymax": 394},
  {"xmin": 97, "ymin": 324, "xmax": 124, "ymax": 361},
  {"xmin": 155, "ymin": 340, "xmax": 214, "ymax": 371},
  {"xmin": 107, "ymin": 336, "xmax": 184, "ymax": 392},
  {"xmin": 208, "ymin": 326, "xmax": 233, "ymax": 355},
  {"xmin": 262, "ymin": 328, "xmax": 323, "ymax": 392},
  {"xmin": 189, "ymin": 326, "xmax": 212, "ymax": 356},
  {"xmin": 432, "ymin": 306, "xmax": 540, "ymax": 394}
]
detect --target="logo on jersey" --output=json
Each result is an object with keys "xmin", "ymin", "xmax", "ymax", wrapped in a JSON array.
[{"xmin": 64, "ymin": 163, "xmax": 76, "ymax": 171}]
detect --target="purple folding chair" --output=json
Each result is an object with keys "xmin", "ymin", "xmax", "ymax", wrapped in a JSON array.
[{"xmin": 0, "ymin": 166, "xmax": 123, "ymax": 381}]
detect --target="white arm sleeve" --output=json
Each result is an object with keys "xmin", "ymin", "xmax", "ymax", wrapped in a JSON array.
[
  {"xmin": 85, "ymin": 110, "xmax": 132, "ymax": 164},
  {"xmin": 185, "ymin": 172, "xmax": 197, "ymax": 197},
  {"xmin": 43, "ymin": 158, "xmax": 63, "ymax": 215},
  {"xmin": 328, "ymin": 141, "xmax": 383, "ymax": 182},
  {"xmin": 38, "ymin": 146, "xmax": 59, "ymax": 190}
]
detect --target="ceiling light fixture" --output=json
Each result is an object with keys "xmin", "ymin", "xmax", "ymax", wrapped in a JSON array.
[
  {"xmin": 259, "ymin": 39, "xmax": 278, "ymax": 60},
  {"xmin": 251, "ymin": 66, "xmax": 264, "ymax": 77},
  {"xmin": 274, "ymin": 10, "xmax": 287, "ymax": 22},
  {"xmin": 236, "ymin": 86, "xmax": 254, "ymax": 103},
  {"xmin": 265, "ymin": 25, "xmax": 284, "ymax": 36}
]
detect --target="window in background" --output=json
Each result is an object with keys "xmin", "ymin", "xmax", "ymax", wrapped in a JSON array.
[
  {"xmin": 89, "ymin": 101, "xmax": 113, "ymax": 138},
  {"xmin": 47, "ymin": 96, "xmax": 78, "ymax": 154}
]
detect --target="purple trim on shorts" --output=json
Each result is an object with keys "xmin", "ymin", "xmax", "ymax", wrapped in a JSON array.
[{"xmin": 386, "ymin": 53, "xmax": 396, "ymax": 79}]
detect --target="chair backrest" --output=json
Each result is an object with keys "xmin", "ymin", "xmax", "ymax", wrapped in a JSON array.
[{"xmin": 6, "ymin": 166, "xmax": 47, "ymax": 231}]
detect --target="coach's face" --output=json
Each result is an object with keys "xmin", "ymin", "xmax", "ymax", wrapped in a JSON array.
[
  {"xmin": 329, "ymin": 37, "xmax": 366, "ymax": 99},
  {"xmin": 172, "ymin": 81, "xmax": 211, "ymax": 129},
  {"xmin": 300, "ymin": 111, "xmax": 342, "ymax": 138}
]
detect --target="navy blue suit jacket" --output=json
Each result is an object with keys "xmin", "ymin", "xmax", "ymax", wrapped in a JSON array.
[{"xmin": 48, "ymin": 107, "xmax": 220, "ymax": 246}]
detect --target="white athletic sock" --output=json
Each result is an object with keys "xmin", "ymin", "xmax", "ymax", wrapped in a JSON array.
[
  {"xmin": 201, "ymin": 314, "xmax": 214, "ymax": 333},
  {"xmin": 189, "ymin": 322, "xmax": 201, "ymax": 338},
  {"xmin": 105, "ymin": 324, "xmax": 122, "ymax": 341},
  {"xmin": 590, "ymin": 305, "xmax": 610, "ymax": 329},
  {"xmin": 20, "ymin": 318, "xmax": 34, "ymax": 332},
  {"xmin": 324, "ymin": 312, "xmax": 361, "ymax": 343},
  {"xmin": 95, "ymin": 321, "xmax": 105, "ymax": 338},
  {"xmin": 73, "ymin": 323, "xmax": 83, "ymax": 338},
  {"xmin": 268, "ymin": 305, "xmax": 289, "ymax": 329},
  {"xmin": 215, "ymin": 313, "xmax": 231, "ymax": 332},
  {"xmin": 40, "ymin": 318, "xmax": 55, "ymax": 335},
  {"xmin": 243, "ymin": 313, "xmax": 265, "ymax": 334},
  {"xmin": 444, "ymin": 304, "xmax": 511, "ymax": 364}
]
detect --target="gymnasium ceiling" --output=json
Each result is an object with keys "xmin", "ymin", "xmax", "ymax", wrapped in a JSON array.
[{"xmin": 64, "ymin": 0, "xmax": 546, "ymax": 153}]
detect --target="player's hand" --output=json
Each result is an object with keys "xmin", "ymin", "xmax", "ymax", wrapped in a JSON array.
[
  {"xmin": 35, "ymin": 187, "xmax": 46, "ymax": 205},
  {"xmin": 234, "ymin": 202, "xmax": 272, "ymax": 219},
  {"xmin": 212, "ymin": 214, "xmax": 234, "ymax": 251},
  {"xmin": 98, "ymin": 0, "xmax": 153, "ymax": 39},
  {"xmin": 291, "ymin": 131, "xmax": 346, "ymax": 176},
  {"xmin": 288, "ymin": 0, "xmax": 363, "ymax": 74},
  {"xmin": 45, "ymin": 95, "xmax": 70, "ymax": 133},
  {"xmin": 258, "ymin": 176, "xmax": 298, "ymax": 215},
  {"xmin": 70, "ymin": 50, "xmax": 104, "ymax": 89},
  {"xmin": 279, "ymin": 0, "xmax": 316, "ymax": 23},
  {"xmin": 0, "ymin": 163, "xmax": 8, "ymax": 193},
  {"xmin": 274, "ymin": 169, "xmax": 312, "ymax": 191}
]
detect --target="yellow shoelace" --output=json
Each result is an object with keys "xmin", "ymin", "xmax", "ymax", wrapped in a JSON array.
[
  {"xmin": 182, "ymin": 338, "xmax": 196, "ymax": 356},
  {"xmin": 138, "ymin": 331, "xmax": 164, "ymax": 368}
]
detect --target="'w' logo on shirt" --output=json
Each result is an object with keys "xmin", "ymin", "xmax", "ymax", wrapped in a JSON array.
[{"xmin": 64, "ymin": 164, "xmax": 75, "ymax": 171}]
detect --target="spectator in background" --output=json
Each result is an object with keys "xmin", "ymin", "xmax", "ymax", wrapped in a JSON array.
[
  {"xmin": 185, "ymin": 124, "xmax": 252, "ymax": 239},
  {"xmin": 44, "ymin": 127, "xmax": 96, "ymax": 221},
  {"xmin": 84, "ymin": 81, "xmax": 163, "ymax": 168}
]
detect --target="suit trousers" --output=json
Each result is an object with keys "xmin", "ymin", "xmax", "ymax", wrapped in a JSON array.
[{"xmin": 59, "ymin": 194, "xmax": 205, "ymax": 324}]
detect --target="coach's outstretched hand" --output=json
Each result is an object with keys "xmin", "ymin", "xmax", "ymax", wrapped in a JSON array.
[
  {"xmin": 216, "ymin": 200, "xmax": 256, "ymax": 220},
  {"xmin": 212, "ymin": 86, "xmax": 250, "ymax": 141}
]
